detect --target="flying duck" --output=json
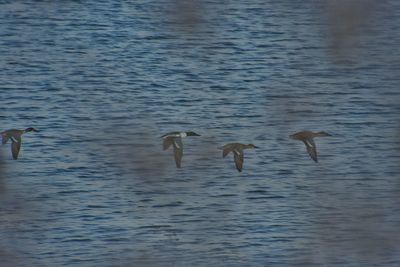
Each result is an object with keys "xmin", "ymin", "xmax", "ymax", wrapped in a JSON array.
[
  {"xmin": 289, "ymin": 131, "xmax": 331, "ymax": 162},
  {"xmin": 161, "ymin": 131, "xmax": 200, "ymax": 168},
  {"xmin": 1, "ymin": 127, "xmax": 40, "ymax": 160},
  {"xmin": 219, "ymin": 143, "xmax": 258, "ymax": 172}
]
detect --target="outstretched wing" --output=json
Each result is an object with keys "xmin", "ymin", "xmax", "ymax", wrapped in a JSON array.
[
  {"xmin": 163, "ymin": 136, "xmax": 174, "ymax": 150},
  {"xmin": 233, "ymin": 150, "xmax": 244, "ymax": 172},
  {"xmin": 220, "ymin": 144, "xmax": 233, "ymax": 158},
  {"xmin": 11, "ymin": 136, "xmax": 22, "ymax": 160},
  {"xmin": 222, "ymin": 147, "xmax": 232, "ymax": 158},
  {"xmin": 173, "ymin": 138, "xmax": 183, "ymax": 168},
  {"xmin": 303, "ymin": 139, "xmax": 317, "ymax": 163}
]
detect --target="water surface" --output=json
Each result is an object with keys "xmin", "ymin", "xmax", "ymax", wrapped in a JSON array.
[{"xmin": 1, "ymin": 1, "xmax": 400, "ymax": 266}]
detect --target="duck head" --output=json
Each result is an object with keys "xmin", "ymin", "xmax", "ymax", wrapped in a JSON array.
[
  {"xmin": 316, "ymin": 131, "xmax": 331, "ymax": 137},
  {"xmin": 25, "ymin": 127, "xmax": 40, "ymax": 132},
  {"xmin": 247, "ymin": 144, "xmax": 258, "ymax": 149},
  {"xmin": 186, "ymin": 131, "xmax": 200, "ymax": 136}
]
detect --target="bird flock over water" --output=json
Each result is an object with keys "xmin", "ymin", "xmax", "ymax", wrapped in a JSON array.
[
  {"xmin": 162, "ymin": 130, "xmax": 331, "ymax": 172},
  {"xmin": 1, "ymin": 128, "xmax": 331, "ymax": 172}
]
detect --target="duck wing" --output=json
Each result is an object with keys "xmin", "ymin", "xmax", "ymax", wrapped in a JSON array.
[
  {"xmin": 233, "ymin": 150, "xmax": 244, "ymax": 172},
  {"xmin": 222, "ymin": 145, "xmax": 233, "ymax": 158},
  {"xmin": 11, "ymin": 136, "xmax": 22, "ymax": 160},
  {"xmin": 172, "ymin": 137, "xmax": 183, "ymax": 168},
  {"xmin": 163, "ymin": 136, "xmax": 174, "ymax": 150},
  {"xmin": 303, "ymin": 138, "xmax": 317, "ymax": 163}
]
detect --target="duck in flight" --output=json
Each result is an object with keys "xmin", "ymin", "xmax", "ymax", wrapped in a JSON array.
[
  {"xmin": 289, "ymin": 131, "xmax": 331, "ymax": 162},
  {"xmin": 219, "ymin": 143, "xmax": 258, "ymax": 172},
  {"xmin": 1, "ymin": 127, "xmax": 40, "ymax": 160},
  {"xmin": 161, "ymin": 131, "xmax": 200, "ymax": 168}
]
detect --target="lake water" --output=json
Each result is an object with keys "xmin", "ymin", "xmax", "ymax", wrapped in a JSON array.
[{"xmin": 1, "ymin": 1, "xmax": 400, "ymax": 266}]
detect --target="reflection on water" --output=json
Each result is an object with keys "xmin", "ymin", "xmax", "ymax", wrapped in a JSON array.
[{"xmin": 0, "ymin": 0, "xmax": 400, "ymax": 266}]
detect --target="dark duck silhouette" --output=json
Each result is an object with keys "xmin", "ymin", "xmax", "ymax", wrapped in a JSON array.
[
  {"xmin": 219, "ymin": 143, "xmax": 258, "ymax": 172},
  {"xmin": 1, "ymin": 127, "xmax": 40, "ymax": 160},
  {"xmin": 161, "ymin": 131, "xmax": 200, "ymax": 168},
  {"xmin": 289, "ymin": 131, "xmax": 331, "ymax": 162}
]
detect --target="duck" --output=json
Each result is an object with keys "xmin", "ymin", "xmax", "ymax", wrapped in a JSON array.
[
  {"xmin": 219, "ymin": 143, "xmax": 258, "ymax": 172},
  {"xmin": 289, "ymin": 131, "xmax": 331, "ymax": 162},
  {"xmin": 1, "ymin": 127, "xmax": 40, "ymax": 160},
  {"xmin": 161, "ymin": 131, "xmax": 200, "ymax": 168}
]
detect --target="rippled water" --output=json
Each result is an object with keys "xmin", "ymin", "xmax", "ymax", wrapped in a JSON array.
[{"xmin": 1, "ymin": 1, "xmax": 400, "ymax": 266}]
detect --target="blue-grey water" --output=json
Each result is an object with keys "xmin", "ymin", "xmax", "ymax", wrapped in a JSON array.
[{"xmin": 1, "ymin": 1, "xmax": 400, "ymax": 266}]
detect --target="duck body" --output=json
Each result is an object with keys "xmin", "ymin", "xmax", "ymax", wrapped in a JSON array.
[
  {"xmin": 1, "ymin": 127, "xmax": 39, "ymax": 160},
  {"xmin": 219, "ymin": 143, "xmax": 258, "ymax": 172},
  {"xmin": 289, "ymin": 131, "xmax": 331, "ymax": 163},
  {"xmin": 161, "ymin": 131, "xmax": 200, "ymax": 168}
]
